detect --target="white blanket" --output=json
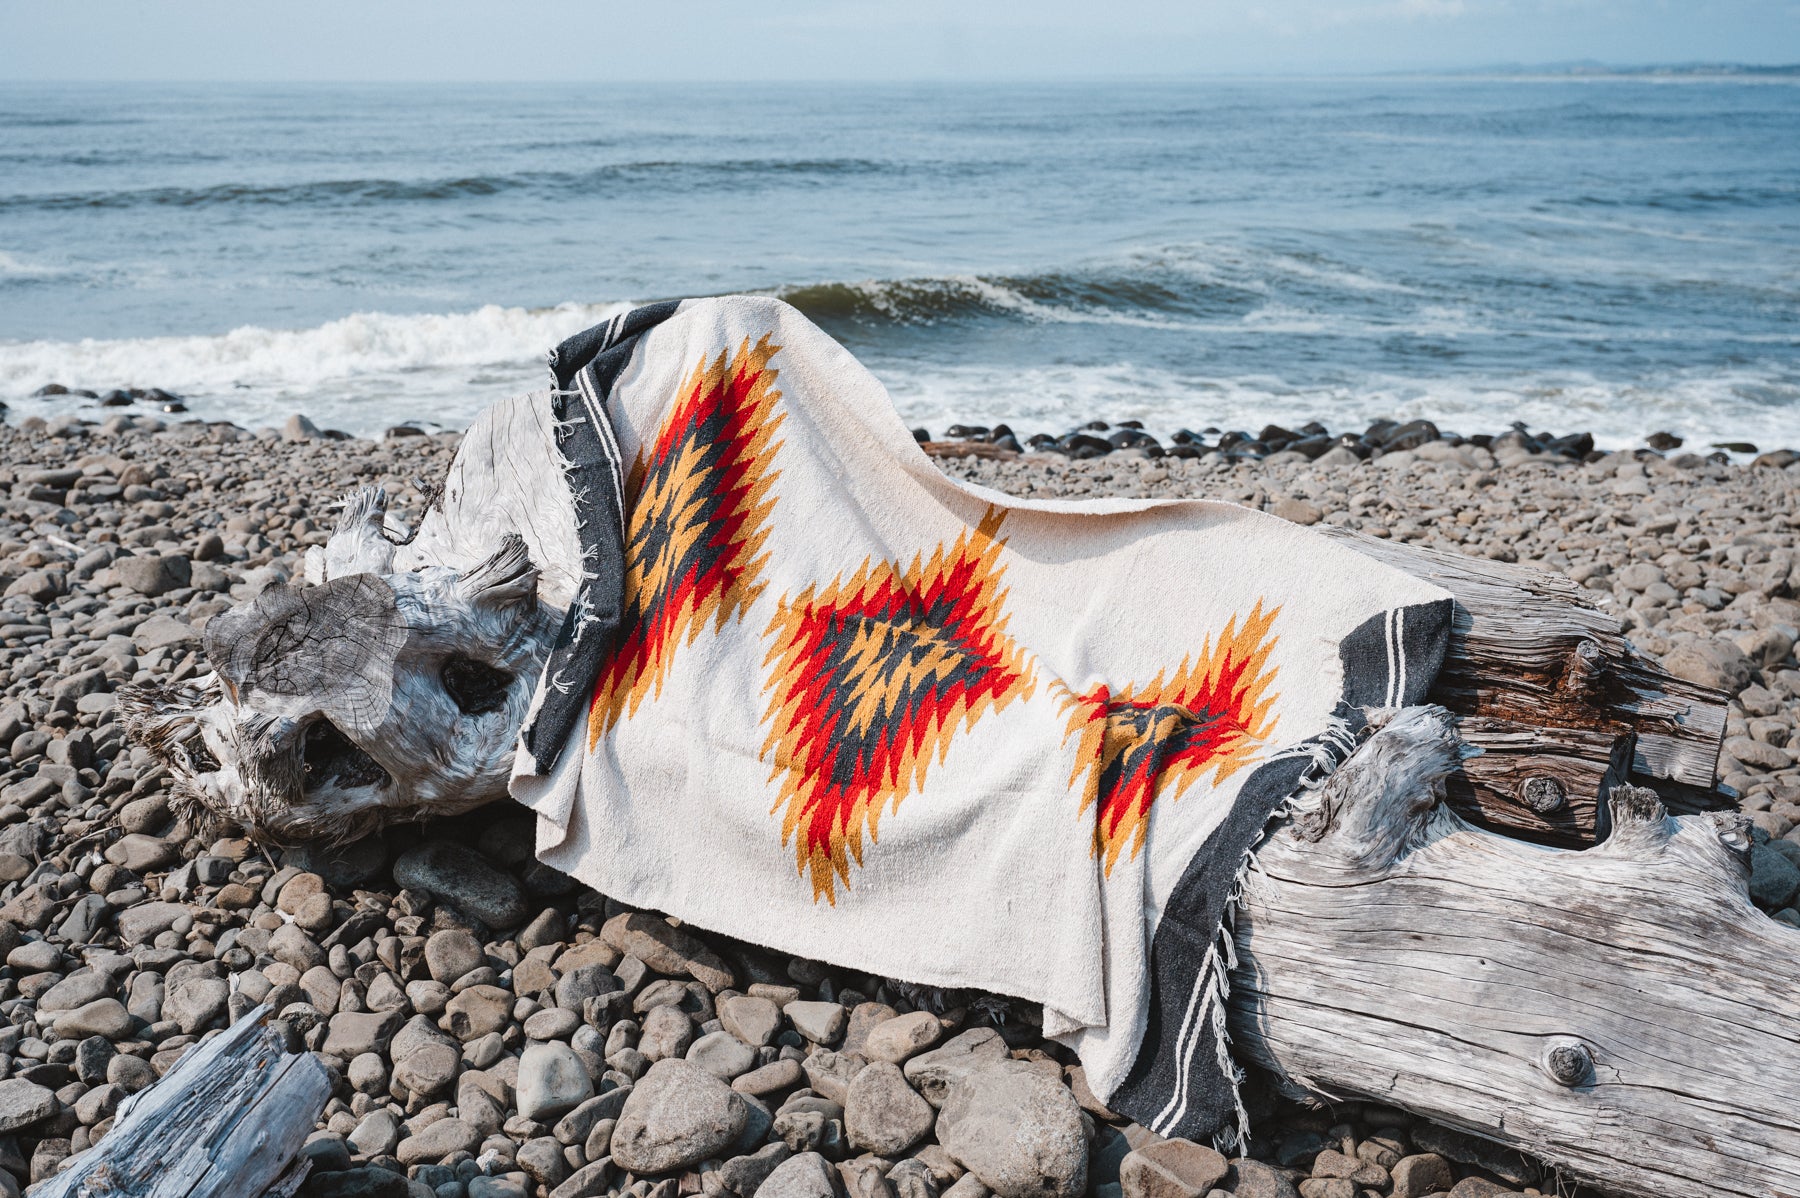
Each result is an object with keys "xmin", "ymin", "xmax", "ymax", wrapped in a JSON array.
[{"xmin": 510, "ymin": 296, "xmax": 1453, "ymax": 1143}]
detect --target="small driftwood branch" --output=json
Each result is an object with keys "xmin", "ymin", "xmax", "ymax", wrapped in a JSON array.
[
  {"xmin": 1235, "ymin": 707, "xmax": 1796, "ymax": 1198},
  {"xmin": 920, "ymin": 440, "xmax": 1021, "ymax": 461},
  {"xmin": 39, "ymin": 1005, "xmax": 331, "ymax": 1198},
  {"xmin": 1325, "ymin": 528, "xmax": 1730, "ymax": 845}
]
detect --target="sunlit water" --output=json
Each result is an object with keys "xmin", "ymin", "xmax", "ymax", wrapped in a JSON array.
[{"xmin": 2, "ymin": 77, "xmax": 1797, "ymax": 448}]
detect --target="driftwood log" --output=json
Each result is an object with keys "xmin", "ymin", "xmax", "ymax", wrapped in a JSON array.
[
  {"xmin": 116, "ymin": 396, "xmax": 1762, "ymax": 1196},
  {"xmin": 1324, "ymin": 529, "xmax": 1729, "ymax": 845},
  {"xmin": 38, "ymin": 1005, "xmax": 330, "ymax": 1198},
  {"xmin": 1235, "ymin": 707, "xmax": 1793, "ymax": 1198}
]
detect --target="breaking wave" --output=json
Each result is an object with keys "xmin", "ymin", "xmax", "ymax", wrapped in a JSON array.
[
  {"xmin": 0, "ymin": 300, "xmax": 638, "ymax": 433},
  {"xmin": 3, "ymin": 290, "xmax": 1795, "ymax": 450}
]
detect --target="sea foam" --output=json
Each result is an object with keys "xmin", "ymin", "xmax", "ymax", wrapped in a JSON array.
[{"xmin": 0, "ymin": 300, "xmax": 636, "ymax": 433}]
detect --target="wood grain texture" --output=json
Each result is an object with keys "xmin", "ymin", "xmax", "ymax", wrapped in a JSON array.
[
  {"xmin": 1321, "ymin": 526, "xmax": 1728, "ymax": 806},
  {"xmin": 38, "ymin": 1005, "xmax": 330, "ymax": 1198},
  {"xmin": 1237, "ymin": 708, "xmax": 1799, "ymax": 1198},
  {"xmin": 397, "ymin": 391, "xmax": 585, "ymax": 611},
  {"xmin": 1447, "ymin": 717, "xmax": 1633, "ymax": 844}
]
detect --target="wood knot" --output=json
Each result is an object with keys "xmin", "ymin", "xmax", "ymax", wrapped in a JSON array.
[
  {"xmin": 1518, "ymin": 775, "xmax": 1567, "ymax": 814},
  {"xmin": 1558, "ymin": 637, "xmax": 1607, "ymax": 697},
  {"xmin": 1543, "ymin": 1039, "xmax": 1593, "ymax": 1087},
  {"xmin": 1288, "ymin": 800, "xmax": 1335, "ymax": 843},
  {"xmin": 1712, "ymin": 813, "xmax": 1753, "ymax": 865}
]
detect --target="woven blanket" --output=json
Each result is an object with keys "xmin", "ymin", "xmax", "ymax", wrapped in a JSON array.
[{"xmin": 510, "ymin": 295, "xmax": 1453, "ymax": 1144}]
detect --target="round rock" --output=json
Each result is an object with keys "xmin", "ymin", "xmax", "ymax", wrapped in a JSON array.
[
  {"xmin": 517, "ymin": 1040, "xmax": 596, "ymax": 1122},
  {"xmin": 394, "ymin": 841, "xmax": 529, "ymax": 929},
  {"xmin": 0, "ymin": 1079, "xmax": 57, "ymax": 1133},
  {"xmin": 348, "ymin": 1108, "xmax": 402, "ymax": 1158},
  {"xmin": 424, "ymin": 928, "xmax": 486, "ymax": 985},
  {"xmin": 718, "ymin": 995, "xmax": 782, "ymax": 1048},
  {"xmin": 758, "ymin": 1151, "xmax": 840, "ymax": 1198},
  {"xmin": 524, "ymin": 1006, "xmax": 582, "ymax": 1042},
  {"xmin": 396, "ymin": 1117, "xmax": 481, "ymax": 1166},
  {"xmin": 611, "ymin": 1058, "xmax": 749, "ymax": 1174},
  {"xmin": 845, "ymin": 1060, "xmax": 935, "ymax": 1156},
  {"xmin": 1120, "ymin": 1139, "xmax": 1230, "ymax": 1198},
  {"xmin": 685, "ymin": 1030, "xmax": 757, "ymax": 1081},
  {"xmin": 863, "ymin": 1010, "xmax": 944, "ymax": 1064},
  {"xmin": 937, "ymin": 1060, "xmax": 1089, "ymax": 1198},
  {"xmin": 784, "ymin": 1000, "xmax": 847, "ymax": 1046},
  {"xmin": 52, "ymin": 999, "xmax": 135, "ymax": 1042}
]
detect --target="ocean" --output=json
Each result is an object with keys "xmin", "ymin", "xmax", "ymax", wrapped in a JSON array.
[{"xmin": 1, "ymin": 77, "xmax": 1797, "ymax": 449}]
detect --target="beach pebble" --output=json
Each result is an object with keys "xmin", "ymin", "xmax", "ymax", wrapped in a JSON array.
[
  {"xmin": 38, "ymin": 969, "xmax": 113, "ymax": 1012},
  {"xmin": 1230, "ymin": 1160, "xmax": 1301, "ymax": 1198},
  {"xmin": 323, "ymin": 1010, "xmax": 402, "ymax": 1059},
  {"xmin": 600, "ymin": 912, "xmax": 734, "ymax": 993},
  {"xmin": 846, "ymin": 1060, "xmax": 935, "ymax": 1155},
  {"xmin": 113, "ymin": 554, "xmax": 191, "ymax": 597},
  {"xmin": 1663, "ymin": 637, "xmax": 1755, "ymax": 693},
  {"xmin": 1389, "ymin": 1154, "xmax": 1456, "ymax": 1198},
  {"xmin": 52, "ymin": 999, "xmax": 134, "ymax": 1041},
  {"xmin": 163, "ymin": 962, "xmax": 230, "ymax": 1034},
  {"xmin": 550, "ymin": 1160, "xmax": 615, "ymax": 1198},
  {"xmin": 759, "ymin": 1152, "xmax": 842, "ymax": 1198},
  {"xmin": 1120, "ymin": 1140, "xmax": 1230, "ymax": 1198},
  {"xmin": 392, "ymin": 1018, "xmax": 462, "ymax": 1097},
  {"xmin": 116, "ymin": 901, "xmax": 188, "ymax": 945},
  {"xmin": 425, "ymin": 928, "xmax": 487, "ymax": 985},
  {"xmin": 102, "ymin": 833, "xmax": 176, "ymax": 873},
  {"xmin": 719, "ymin": 1142, "xmax": 795, "ymax": 1195},
  {"xmin": 395, "ymin": 842, "xmax": 529, "ymax": 929},
  {"xmin": 517, "ymin": 1041, "xmax": 595, "ymax": 1121},
  {"xmin": 863, "ymin": 1010, "xmax": 944, "ymax": 1063},
  {"xmin": 903, "ymin": 1027, "xmax": 1009, "ymax": 1107},
  {"xmin": 349, "ymin": 1108, "xmax": 403, "ymax": 1158},
  {"xmin": 397, "ymin": 1117, "xmax": 482, "ymax": 1166},
  {"xmin": 611, "ymin": 1058, "xmax": 749, "ymax": 1174},
  {"xmin": 685, "ymin": 1029, "xmax": 757, "ymax": 1081},
  {"xmin": 936, "ymin": 1061, "xmax": 1088, "ymax": 1198},
  {"xmin": 524, "ymin": 1006, "xmax": 581, "ymax": 1042},
  {"xmin": 784, "ymin": 1000, "xmax": 848, "ymax": 1046},
  {"xmin": 516, "ymin": 1135, "xmax": 570, "ymax": 1188},
  {"xmin": 1750, "ymin": 843, "xmax": 1800, "ymax": 909},
  {"xmin": 718, "ymin": 994, "xmax": 782, "ymax": 1047},
  {"xmin": 0, "ymin": 1080, "xmax": 57, "ymax": 1133},
  {"xmin": 442, "ymin": 985, "xmax": 514, "ymax": 1042},
  {"xmin": 639, "ymin": 1003, "xmax": 695, "ymax": 1062}
]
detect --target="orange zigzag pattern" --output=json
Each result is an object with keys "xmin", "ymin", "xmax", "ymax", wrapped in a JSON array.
[
  {"xmin": 589, "ymin": 335, "xmax": 785, "ymax": 745},
  {"xmin": 760, "ymin": 510, "xmax": 1036, "ymax": 903},
  {"xmin": 1060, "ymin": 600, "xmax": 1282, "ymax": 875}
]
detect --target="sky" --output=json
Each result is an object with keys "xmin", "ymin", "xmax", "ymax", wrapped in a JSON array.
[{"xmin": 2, "ymin": 0, "xmax": 1798, "ymax": 81}]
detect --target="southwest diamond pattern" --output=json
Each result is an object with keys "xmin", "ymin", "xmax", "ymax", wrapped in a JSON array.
[
  {"xmin": 760, "ymin": 510, "xmax": 1036, "ymax": 903},
  {"xmin": 588, "ymin": 335, "xmax": 785, "ymax": 744},
  {"xmin": 1060, "ymin": 601, "xmax": 1282, "ymax": 874}
]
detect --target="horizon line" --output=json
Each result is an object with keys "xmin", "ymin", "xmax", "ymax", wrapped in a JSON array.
[{"xmin": 3, "ymin": 61, "xmax": 1798, "ymax": 86}]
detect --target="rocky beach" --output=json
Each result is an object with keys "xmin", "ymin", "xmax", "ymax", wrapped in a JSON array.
[{"xmin": 0, "ymin": 403, "xmax": 1795, "ymax": 1198}]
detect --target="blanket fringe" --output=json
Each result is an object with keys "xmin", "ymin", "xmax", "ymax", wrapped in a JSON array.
[{"xmin": 1205, "ymin": 705, "xmax": 1362, "ymax": 1153}]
